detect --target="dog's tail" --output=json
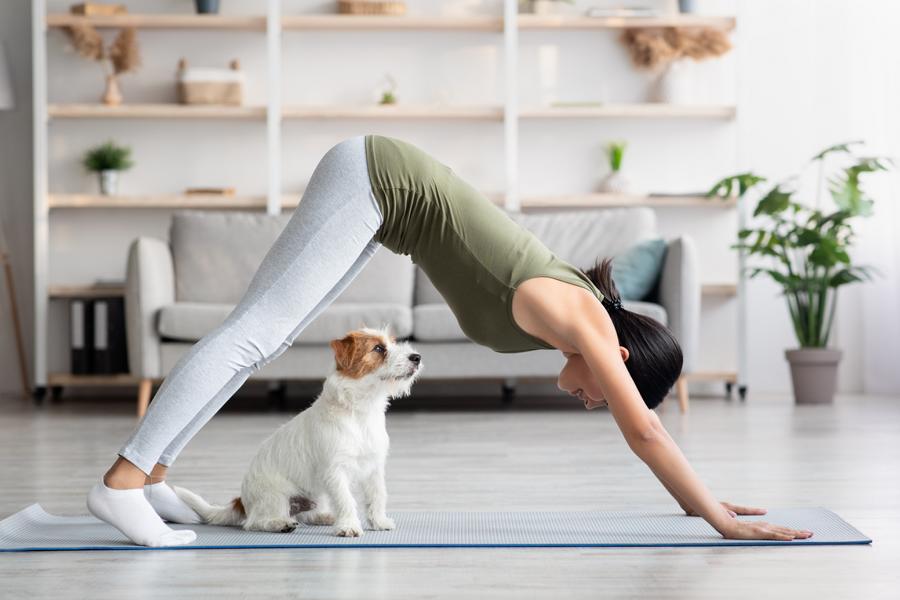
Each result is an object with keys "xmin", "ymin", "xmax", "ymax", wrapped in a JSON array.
[{"xmin": 173, "ymin": 485, "xmax": 245, "ymax": 527}]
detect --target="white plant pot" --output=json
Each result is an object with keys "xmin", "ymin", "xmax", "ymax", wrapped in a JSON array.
[
  {"xmin": 599, "ymin": 171, "xmax": 632, "ymax": 194},
  {"xmin": 649, "ymin": 60, "xmax": 694, "ymax": 104},
  {"xmin": 99, "ymin": 170, "xmax": 119, "ymax": 196}
]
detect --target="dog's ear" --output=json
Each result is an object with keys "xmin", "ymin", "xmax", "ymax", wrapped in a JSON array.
[{"xmin": 329, "ymin": 336, "xmax": 355, "ymax": 371}]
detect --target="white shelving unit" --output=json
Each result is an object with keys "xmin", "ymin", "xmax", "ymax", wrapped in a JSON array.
[{"xmin": 31, "ymin": 1, "xmax": 743, "ymax": 402}]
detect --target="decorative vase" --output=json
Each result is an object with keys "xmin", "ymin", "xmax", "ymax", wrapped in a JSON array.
[
  {"xmin": 102, "ymin": 74, "xmax": 122, "ymax": 106},
  {"xmin": 648, "ymin": 60, "xmax": 692, "ymax": 104},
  {"xmin": 99, "ymin": 170, "xmax": 119, "ymax": 196},
  {"xmin": 195, "ymin": 0, "xmax": 220, "ymax": 14},
  {"xmin": 785, "ymin": 348, "xmax": 843, "ymax": 404},
  {"xmin": 678, "ymin": 0, "xmax": 696, "ymax": 13},
  {"xmin": 598, "ymin": 171, "xmax": 632, "ymax": 194}
]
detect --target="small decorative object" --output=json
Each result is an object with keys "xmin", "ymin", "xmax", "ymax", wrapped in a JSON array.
[
  {"xmin": 678, "ymin": 0, "xmax": 696, "ymax": 13},
  {"xmin": 620, "ymin": 26, "xmax": 732, "ymax": 103},
  {"xmin": 83, "ymin": 141, "xmax": 134, "ymax": 196},
  {"xmin": 598, "ymin": 140, "xmax": 631, "ymax": 194},
  {"xmin": 378, "ymin": 73, "xmax": 398, "ymax": 105},
  {"xmin": 69, "ymin": 3, "xmax": 127, "ymax": 16},
  {"xmin": 185, "ymin": 187, "xmax": 236, "ymax": 196},
  {"xmin": 194, "ymin": 0, "xmax": 220, "ymax": 14},
  {"xmin": 63, "ymin": 24, "xmax": 141, "ymax": 106},
  {"xmin": 521, "ymin": 0, "xmax": 575, "ymax": 15},
  {"xmin": 177, "ymin": 59, "xmax": 244, "ymax": 106},
  {"xmin": 709, "ymin": 142, "xmax": 893, "ymax": 404},
  {"xmin": 338, "ymin": 0, "xmax": 406, "ymax": 15}
]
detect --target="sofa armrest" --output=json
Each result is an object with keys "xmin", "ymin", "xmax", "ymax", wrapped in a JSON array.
[
  {"xmin": 658, "ymin": 236, "xmax": 700, "ymax": 374},
  {"xmin": 125, "ymin": 237, "xmax": 175, "ymax": 378}
]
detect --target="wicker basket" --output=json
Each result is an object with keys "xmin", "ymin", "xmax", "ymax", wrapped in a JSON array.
[
  {"xmin": 338, "ymin": 0, "xmax": 406, "ymax": 15},
  {"xmin": 177, "ymin": 59, "xmax": 244, "ymax": 106}
]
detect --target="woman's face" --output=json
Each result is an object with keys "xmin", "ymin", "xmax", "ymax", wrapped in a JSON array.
[{"xmin": 557, "ymin": 349, "xmax": 629, "ymax": 410}]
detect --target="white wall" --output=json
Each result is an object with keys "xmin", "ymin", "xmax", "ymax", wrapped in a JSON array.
[{"xmin": 1, "ymin": 0, "xmax": 897, "ymax": 398}]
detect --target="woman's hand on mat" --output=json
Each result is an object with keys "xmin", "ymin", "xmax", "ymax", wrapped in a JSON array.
[
  {"xmin": 685, "ymin": 501, "xmax": 766, "ymax": 518},
  {"xmin": 720, "ymin": 519, "xmax": 813, "ymax": 541}
]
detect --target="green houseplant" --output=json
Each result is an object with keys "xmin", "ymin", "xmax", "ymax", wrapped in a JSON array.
[
  {"xmin": 708, "ymin": 141, "xmax": 892, "ymax": 404},
  {"xmin": 83, "ymin": 141, "xmax": 134, "ymax": 196}
]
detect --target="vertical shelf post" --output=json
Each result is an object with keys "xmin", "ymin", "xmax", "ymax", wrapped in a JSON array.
[
  {"xmin": 266, "ymin": 0, "xmax": 282, "ymax": 216},
  {"xmin": 503, "ymin": 0, "xmax": 519, "ymax": 212},
  {"xmin": 32, "ymin": 0, "xmax": 49, "ymax": 394}
]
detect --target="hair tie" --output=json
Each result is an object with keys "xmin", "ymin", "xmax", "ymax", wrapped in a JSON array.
[{"xmin": 604, "ymin": 297, "xmax": 623, "ymax": 312}]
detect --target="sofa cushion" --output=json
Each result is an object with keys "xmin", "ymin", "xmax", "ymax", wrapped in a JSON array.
[
  {"xmin": 612, "ymin": 238, "xmax": 668, "ymax": 301},
  {"xmin": 158, "ymin": 301, "xmax": 413, "ymax": 343},
  {"xmin": 412, "ymin": 303, "xmax": 467, "ymax": 342},
  {"xmin": 410, "ymin": 300, "xmax": 666, "ymax": 345},
  {"xmin": 624, "ymin": 301, "xmax": 668, "ymax": 326},
  {"xmin": 170, "ymin": 210, "xmax": 415, "ymax": 306},
  {"xmin": 414, "ymin": 207, "xmax": 658, "ymax": 304}
]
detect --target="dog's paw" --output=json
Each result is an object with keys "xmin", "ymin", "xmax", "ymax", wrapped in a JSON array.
[
  {"xmin": 301, "ymin": 512, "xmax": 336, "ymax": 526},
  {"xmin": 248, "ymin": 518, "xmax": 299, "ymax": 533},
  {"xmin": 333, "ymin": 521, "xmax": 364, "ymax": 538},
  {"xmin": 368, "ymin": 515, "xmax": 396, "ymax": 531}
]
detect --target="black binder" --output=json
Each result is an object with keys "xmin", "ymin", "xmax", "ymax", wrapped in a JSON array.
[
  {"xmin": 70, "ymin": 299, "xmax": 94, "ymax": 374},
  {"xmin": 92, "ymin": 296, "xmax": 129, "ymax": 374}
]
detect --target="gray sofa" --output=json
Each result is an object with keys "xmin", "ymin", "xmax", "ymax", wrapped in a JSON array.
[{"xmin": 125, "ymin": 207, "xmax": 699, "ymax": 415}]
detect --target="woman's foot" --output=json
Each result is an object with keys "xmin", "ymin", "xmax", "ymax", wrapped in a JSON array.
[
  {"xmin": 86, "ymin": 480, "xmax": 197, "ymax": 547},
  {"xmin": 144, "ymin": 480, "xmax": 204, "ymax": 524}
]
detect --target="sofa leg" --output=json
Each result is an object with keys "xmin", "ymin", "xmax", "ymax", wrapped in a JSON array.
[
  {"xmin": 675, "ymin": 375, "xmax": 689, "ymax": 413},
  {"xmin": 137, "ymin": 378, "xmax": 153, "ymax": 418},
  {"xmin": 501, "ymin": 379, "xmax": 516, "ymax": 405}
]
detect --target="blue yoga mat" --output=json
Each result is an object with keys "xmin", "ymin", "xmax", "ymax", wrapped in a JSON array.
[{"xmin": 0, "ymin": 504, "xmax": 871, "ymax": 552}]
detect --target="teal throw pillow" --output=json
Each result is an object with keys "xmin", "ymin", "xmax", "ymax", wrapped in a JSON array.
[{"xmin": 611, "ymin": 238, "xmax": 668, "ymax": 301}]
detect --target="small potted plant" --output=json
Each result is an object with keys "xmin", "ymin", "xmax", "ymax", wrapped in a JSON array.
[
  {"xmin": 83, "ymin": 141, "xmax": 134, "ymax": 196},
  {"xmin": 709, "ymin": 141, "xmax": 893, "ymax": 404},
  {"xmin": 377, "ymin": 73, "xmax": 398, "ymax": 105},
  {"xmin": 599, "ymin": 140, "xmax": 631, "ymax": 194}
]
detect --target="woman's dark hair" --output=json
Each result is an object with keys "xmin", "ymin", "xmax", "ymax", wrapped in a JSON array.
[{"xmin": 582, "ymin": 258, "xmax": 683, "ymax": 409}]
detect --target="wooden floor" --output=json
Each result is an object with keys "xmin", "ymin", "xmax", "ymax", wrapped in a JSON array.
[{"xmin": 0, "ymin": 391, "xmax": 897, "ymax": 599}]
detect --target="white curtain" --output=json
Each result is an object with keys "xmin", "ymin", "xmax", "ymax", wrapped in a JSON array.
[{"xmin": 850, "ymin": 3, "xmax": 900, "ymax": 394}]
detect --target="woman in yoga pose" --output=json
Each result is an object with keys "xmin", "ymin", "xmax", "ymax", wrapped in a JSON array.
[{"xmin": 87, "ymin": 135, "xmax": 813, "ymax": 546}]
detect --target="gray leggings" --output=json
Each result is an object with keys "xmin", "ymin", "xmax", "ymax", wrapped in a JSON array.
[{"xmin": 118, "ymin": 135, "xmax": 384, "ymax": 475}]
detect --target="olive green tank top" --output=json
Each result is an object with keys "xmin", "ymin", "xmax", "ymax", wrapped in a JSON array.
[{"xmin": 364, "ymin": 134, "xmax": 604, "ymax": 353}]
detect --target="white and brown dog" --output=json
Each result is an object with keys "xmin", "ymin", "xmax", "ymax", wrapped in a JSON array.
[{"xmin": 175, "ymin": 326, "xmax": 422, "ymax": 537}]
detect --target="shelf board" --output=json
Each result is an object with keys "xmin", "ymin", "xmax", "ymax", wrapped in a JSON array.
[
  {"xmin": 47, "ymin": 372, "xmax": 146, "ymax": 386},
  {"xmin": 282, "ymin": 104, "xmax": 504, "ymax": 120},
  {"xmin": 520, "ymin": 104, "xmax": 736, "ymax": 119},
  {"xmin": 48, "ymin": 104, "xmax": 267, "ymax": 120},
  {"xmin": 49, "ymin": 284, "xmax": 125, "ymax": 298},
  {"xmin": 48, "ymin": 194, "xmax": 275, "ymax": 209},
  {"xmin": 518, "ymin": 14, "xmax": 736, "ymax": 30},
  {"xmin": 520, "ymin": 193, "xmax": 735, "ymax": 209},
  {"xmin": 46, "ymin": 13, "xmax": 267, "ymax": 30},
  {"xmin": 684, "ymin": 371, "xmax": 738, "ymax": 383},
  {"xmin": 281, "ymin": 15, "xmax": 503, "ymax": 31},
  {"xmin": 702, "ymin": 283, "xmax": 738, "ymax": 297}
]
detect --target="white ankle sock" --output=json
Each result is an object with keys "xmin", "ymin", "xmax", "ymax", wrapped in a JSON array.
[
  {"xmin": 86, "ymin": 480, "xmax": 197, "ymax": 547},
  {"xmin": 144, "ymin": 481, "xmax": 203, "ymax": 524}
]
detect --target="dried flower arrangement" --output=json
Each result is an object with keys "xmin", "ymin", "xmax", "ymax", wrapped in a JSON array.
[
  {"xmin": 63, "ymin": 23, "xmax": 141, "ymax": 105},
  {"xmin": 620, "ymin": 26, "xmax": 732, "ymax": 70}
]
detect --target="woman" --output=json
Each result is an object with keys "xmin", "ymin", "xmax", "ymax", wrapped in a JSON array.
[{"xmin": 87, "ymin": 135, "xmax": 813, "ymax": 546}]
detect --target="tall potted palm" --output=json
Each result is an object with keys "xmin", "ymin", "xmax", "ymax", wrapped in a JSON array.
[{"xmin": 709, "ymin": 142, "xmax": 892, "ymax": 404}]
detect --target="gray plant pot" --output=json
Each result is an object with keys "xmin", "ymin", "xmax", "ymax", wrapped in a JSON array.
[
  {"xmin": 98, "ymin": 170, "xmax": 119, "ymax": 196},
  {"xmin": 785, "ymin": 348, "xmax": 842, "ymax": 404}
]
